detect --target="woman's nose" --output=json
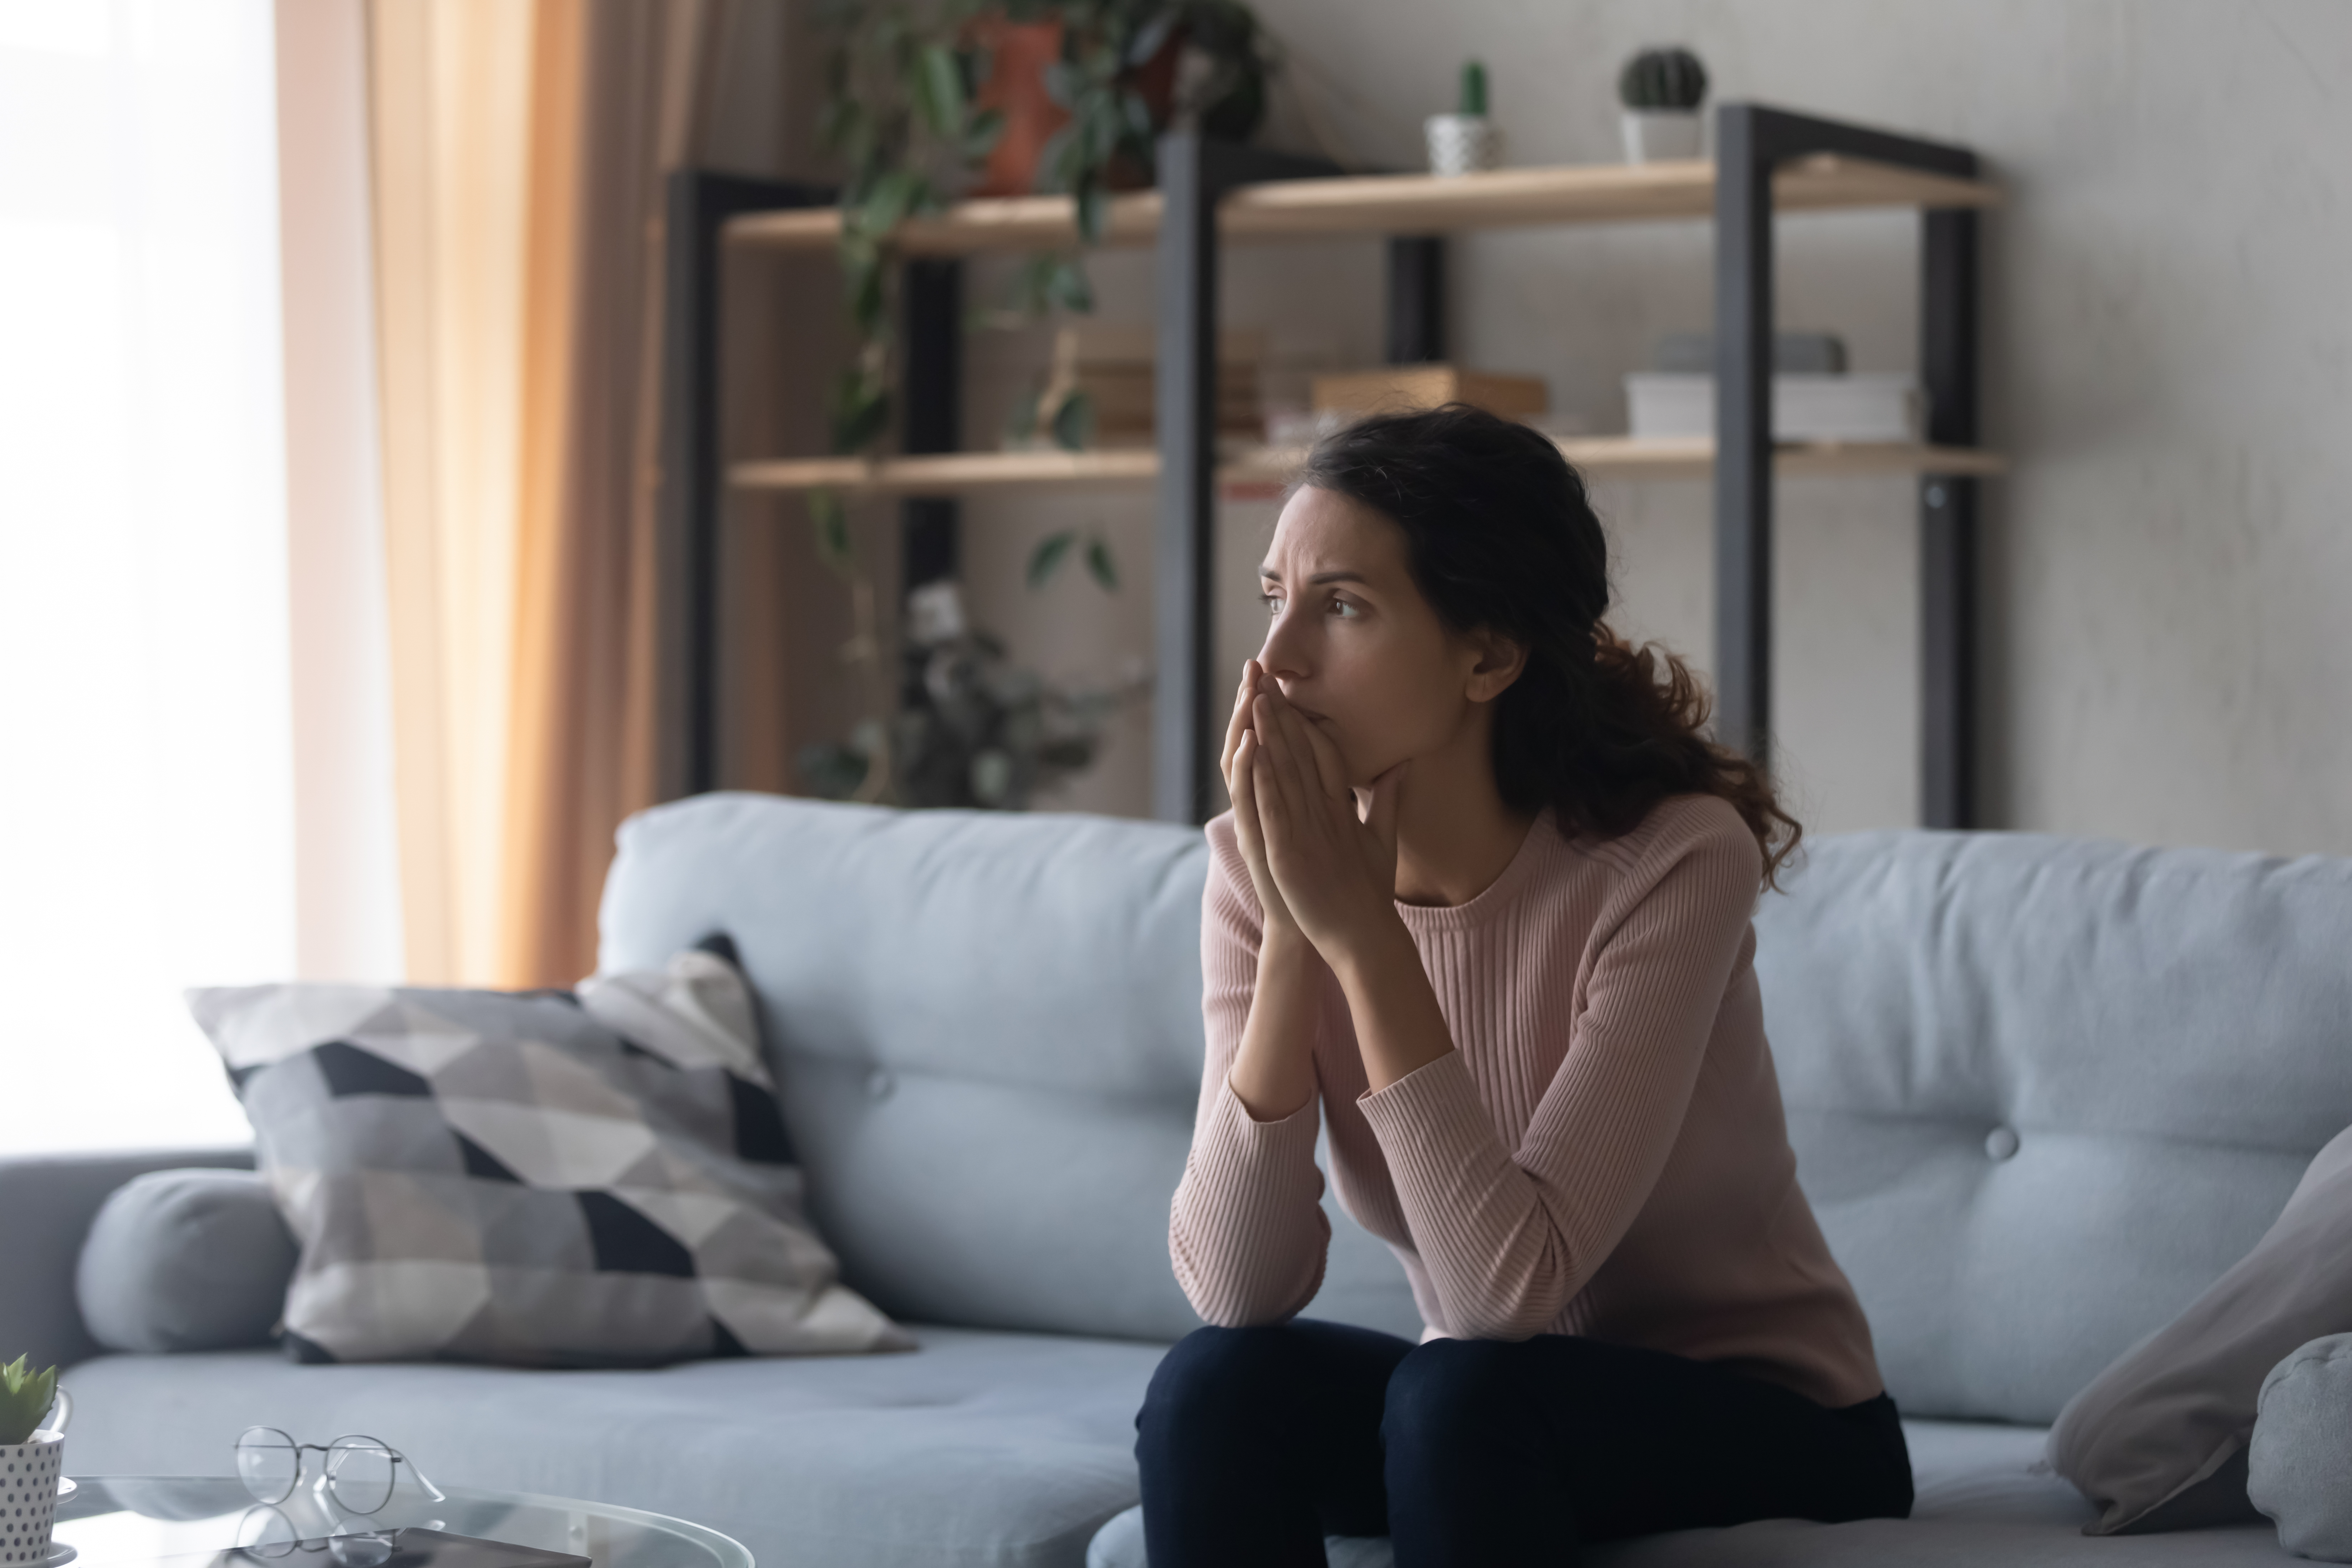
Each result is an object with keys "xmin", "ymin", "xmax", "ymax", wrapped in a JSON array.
[{"xmin": 1257, "ymin": 612, "xmax": 1308, "ymax": 683}]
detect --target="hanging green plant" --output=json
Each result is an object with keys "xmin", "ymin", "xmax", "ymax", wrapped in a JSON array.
[
  {"xmin": 803, "ymin": 0, "xmax": 1268, "ymax": 809},
  {"xmin": 813, "ymin": 0, "xmax": 1277, "ymax": 489},
  {"xmin": 1027, "ymin": 527, "xmax": 1121, "ymax": 591}
]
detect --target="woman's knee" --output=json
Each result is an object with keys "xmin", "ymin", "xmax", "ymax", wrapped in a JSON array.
[
  {"xmin": 1383, "ymin": 1336, "xmax": 1544, "ymax": 1460},
  {"xmin": 1140, "ymin": 1323, "xmax": 1307, "ymax": 1438}
]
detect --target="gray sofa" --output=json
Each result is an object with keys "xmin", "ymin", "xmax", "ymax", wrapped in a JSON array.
[{"xmin": 8, "ymin": 792, "xmax": 2350, "ymax": 1568}]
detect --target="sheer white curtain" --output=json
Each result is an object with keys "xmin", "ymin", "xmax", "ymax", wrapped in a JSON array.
[{"xmin": 0, "ymin": 0, "xmax": 298, "ymax": 1153}]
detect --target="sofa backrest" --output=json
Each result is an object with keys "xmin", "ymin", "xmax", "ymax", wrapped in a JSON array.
[
  {"xmin": 1756, "ymin": 830, "xmax": 2352, "ymax": 1425},
  {"xmin": 602, "ymin": 796, "xmax": 2352, "ymax": 1420},
  {"xmin": 598, "ymin": 793, "xmax": 1419, "ymax": 1344}
]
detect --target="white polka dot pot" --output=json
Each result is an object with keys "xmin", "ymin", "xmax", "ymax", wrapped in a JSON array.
[{"xmin": 0, "ymin": 1435, "xmax": 63, "ymax": 1566}]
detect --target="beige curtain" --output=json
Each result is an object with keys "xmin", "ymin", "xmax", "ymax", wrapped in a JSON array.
[{"xmin": 368, "ymin": 0, "xmax": 793, "ymax": 988}]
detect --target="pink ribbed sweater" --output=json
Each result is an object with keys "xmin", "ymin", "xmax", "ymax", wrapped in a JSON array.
[{"xmin": 1169, "ymin": 794, "xmax": 1884, "ymax": 1410}]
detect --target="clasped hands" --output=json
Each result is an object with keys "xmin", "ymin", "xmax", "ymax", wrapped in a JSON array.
[{"xmin": 1221, "ymin": 660, "xmax": 1412, "ymax": 968}]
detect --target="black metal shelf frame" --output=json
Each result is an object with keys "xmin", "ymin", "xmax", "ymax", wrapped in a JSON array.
[{"xmin": 661, "ymin": 102, "xmax": 1986, "ymax": 830}]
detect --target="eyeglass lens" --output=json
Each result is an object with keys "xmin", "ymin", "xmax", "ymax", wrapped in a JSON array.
[
  {"xmin": 236, "ymin": 1429, "xmax": 302, "ymax": 1506},
  {"xmin": 324, "ymin": 1437, "xmax": 398, "ymax": 1514},
  {"xmin": 330, "ymin": 1535, "xmax": 395, "ymax": 1568},
  {"xmin": 236, "ymin": 1505, "xmax": 299, "ymax": 1557}
]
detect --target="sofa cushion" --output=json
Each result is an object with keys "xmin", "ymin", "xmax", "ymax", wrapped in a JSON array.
[
  {"xmin": 595, "ymin": 795, "xmax": 1422, "ymax": 1346},
  {"xmin": 2250, "ymin": 1333, "xmax": 2352, "ymax": 1561},
  {"xmin": 1756, "ymin": 831, "xmax": 2352, "ymax": 1425},
  {"xmin": 75, "ymin": 1168, "xmax": 294, "ymax": 1353},
  {"xmin": 2048, "ymin": 1123, "xmax": 2352, "ymax": 1533},
  {"xmin": 189, "ymin": 950, "xmax": 905, "ymax": 1365},
  {"xmin": 60, "ymin": 1327, "xmax": 1164, "ymax": 1568}
]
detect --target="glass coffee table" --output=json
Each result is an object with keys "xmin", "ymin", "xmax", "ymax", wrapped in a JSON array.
[{"xmin": 55, "ymin": 1479, "xmax": 751, "ymax": 1568}]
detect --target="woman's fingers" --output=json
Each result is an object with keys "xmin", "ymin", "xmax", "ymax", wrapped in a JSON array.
[
  {"xmin": 1220, "ymin": 660, "xmax": 1258, "ymax": 780},
  {"xmin": 1230, "ymin": 731, "xmax": 1268, "ymax": 863},
  {"xmin": 1268, "ymin": 694, "xmax": 1332, "ymax": 822},
  {"xmin": 1297, "ymin": 707, "xmax": 1353, "ymax": 805},
  {"xmin": 1251, "ymin": 746, "xmax": 1296, "ymax": 867},
  {"xmin": 1251, "ymin": 693, "xmax": 1303, "ymax": 824}
]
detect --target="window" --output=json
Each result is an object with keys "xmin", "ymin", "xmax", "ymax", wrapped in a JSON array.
[{"xmin": 0, "ymin": 0, "xmax": 292, "ymax": 1153}]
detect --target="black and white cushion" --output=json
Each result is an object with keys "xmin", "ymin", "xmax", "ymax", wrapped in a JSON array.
[{"xmin": 189, "ymin": 948, "xmax": 908, "ymax": 1365}]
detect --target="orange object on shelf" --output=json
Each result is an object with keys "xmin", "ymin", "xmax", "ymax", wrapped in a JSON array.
[{"xmin": 967, "ymin": 15, "xmax": 1181, "ymax": 198}]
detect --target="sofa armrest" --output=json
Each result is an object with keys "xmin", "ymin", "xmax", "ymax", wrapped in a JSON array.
[{"xmin": 0, "ymin": 1148, "xmax": 254, "ymax": 1369}]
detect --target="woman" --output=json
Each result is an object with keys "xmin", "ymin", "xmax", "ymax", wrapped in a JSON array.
[{"xmin": 1138, "ymin": 404, "xmax": 1910, "ymax": 1566}]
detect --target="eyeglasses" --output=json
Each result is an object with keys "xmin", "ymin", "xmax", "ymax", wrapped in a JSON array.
[{"xmin": 234, "ymin": 1429, "xmax": 444, "ymax": 1515}]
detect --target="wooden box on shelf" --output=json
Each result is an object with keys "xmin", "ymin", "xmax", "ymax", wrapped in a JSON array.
[{"xmin": 1311, "ymin": 363, "xmax": 1548, "ymax": 421}]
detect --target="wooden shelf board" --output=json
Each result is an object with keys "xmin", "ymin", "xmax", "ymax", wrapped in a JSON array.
[
  {"xmin": 730, "ymin": 439, "xmax": 2006, "ymax": 496},
  {"xmin": 726, "ymin": 153, "xmax": 1997, "ymax": 256}
]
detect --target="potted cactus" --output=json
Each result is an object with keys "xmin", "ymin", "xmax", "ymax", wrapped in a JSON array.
[
  {"xmin": 1, "ymin": 1355, "xmax": 67, "ymax": 1566},
  {"xmin": 1617, "ymin": 46, "xmax": 1707, "ymax": 163},
  {"xmin": 1424, "ymin": 59, "xmax": 1500, "ymax": 177}
]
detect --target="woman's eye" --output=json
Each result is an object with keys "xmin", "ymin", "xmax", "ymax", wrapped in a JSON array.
[
  {"xmin": 1259, "ymin": 592, "xmax": 1284, "ymax": 617},
  {"xmin": 1330, "ymin": 599, "xmax": 1360, "ymax": 619}
]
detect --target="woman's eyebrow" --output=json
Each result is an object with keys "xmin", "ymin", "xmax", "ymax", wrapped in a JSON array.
[{"xmin": 1259, "ymin": 568, "xmax": 1370, "ymax": 586}]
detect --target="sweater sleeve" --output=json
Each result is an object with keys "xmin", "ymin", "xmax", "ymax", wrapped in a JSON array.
[
  {"xmin": 1167, "ymin": 814, "xmax": 1332, "ymax": 1326},
  {"xmin": 1355, "ymin": 801, "xmax": 1762, "ymax": 1340}
]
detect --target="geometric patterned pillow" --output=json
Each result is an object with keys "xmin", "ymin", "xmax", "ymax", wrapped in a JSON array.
[{"xmin": 187, "ymin": 947, "xmax": 910, "ymax": 1366}]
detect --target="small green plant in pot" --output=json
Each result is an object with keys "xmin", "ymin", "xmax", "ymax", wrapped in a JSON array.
[
  {"xmin": 0, "ymin": 1354, "xmax": 58, "ymax": 1445},
  {"xmin": 1617, "ymin": 46, "xmax": 1708, "ymax": 164},
  {"xmin": 1, "ymin": 1355, "xmax": 67, "ymax": 1565}
]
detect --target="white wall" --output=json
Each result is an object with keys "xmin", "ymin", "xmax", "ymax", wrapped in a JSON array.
[{"xmin": 957, "ymin": 0, "xmax": 2352, "ymax": 854}]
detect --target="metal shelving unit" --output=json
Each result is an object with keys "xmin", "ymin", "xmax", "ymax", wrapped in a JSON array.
[{"xmin": 660, "ymin": 103, "xmax": 1999, "ymax": 827}]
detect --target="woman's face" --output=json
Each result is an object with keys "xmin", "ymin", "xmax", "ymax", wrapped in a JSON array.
[{"xmin": 1256, "ymin": 485, "xmax": 1515, "ymax": 786}]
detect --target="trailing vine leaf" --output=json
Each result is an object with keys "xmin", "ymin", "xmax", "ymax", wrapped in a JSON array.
[
  {"xmin": 843, "ymin": 248, "xmax": 887, "ymax": 340},
  {"xmin": 1085, "ymin": 534, "xmax": 1119, "ymax": 590},
  {"xmin": 962, "ymin": 105, "xmax": 1007, "ymax": 159},
  {"xmin": 1047, "ymin": 255, "xmax": 1093, "ymax": 312},
  {"xmin": 856, "ymin": 168, "xmax": 927, "ymax": 241},
  {"xmin": 1125, "ymin": 8, "xmax": 1178, "ymax": 66},
  {"xmin": 1016, "ymin": 253, "xmax": 1060, "ymax": 316},
  {"xmin": 810, "ymin": 489, "xmax": 855, "ymax": 580},
  {"xmin": 827, "ymin": 366, "xmax": 892, "ymax": 456},
  {"xmin": 914, "ymin": 44, "xmax": 966, "ymax": 135},
  {"xmin": 1027, "ymin": 529, "xmax": 1076, "ymax": 587},
  {"xmin": 1050, "ymin": 387, "xmax": 1095, "ymax": 451}
]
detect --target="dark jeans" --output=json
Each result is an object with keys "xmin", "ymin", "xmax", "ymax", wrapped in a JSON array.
[{"xmin": 1135, "ymin": 1319, "xmax": 1912, "ymax": 1568}]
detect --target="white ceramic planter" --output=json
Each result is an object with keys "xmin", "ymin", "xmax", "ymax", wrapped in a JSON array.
[
  {"xmin": 1424, "ymin": 113, "xmax": 1502, "ymax": 177},
  {"xmin": 1620, "ymin": 108, "xmax": 1703, "ymax": 163},
  {"xmin": 0, "ymin": 1434, "xmax": 63, "ymax": 1566}
]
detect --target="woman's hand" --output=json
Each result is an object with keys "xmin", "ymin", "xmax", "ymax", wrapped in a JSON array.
[
  {"xmin": 1222, "ymin": 661, "xmax": 1298, "ymax": 938},
  {"xmin": 1244, "ymin": 680, "xmax": 1410, "ymax": 966}
]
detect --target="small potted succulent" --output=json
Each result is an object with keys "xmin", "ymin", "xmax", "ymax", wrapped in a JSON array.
[
  {"xmin": 1424, "ymin": 59, "xmax": 1499, "ymax": 177},
  {"xmin": 1617, "ymin": 46, "xmax": 1708, "ymax": 163},
  {"xmin": 1, "ymin": 1355, "xmax": 67, "ymax": 1566}
]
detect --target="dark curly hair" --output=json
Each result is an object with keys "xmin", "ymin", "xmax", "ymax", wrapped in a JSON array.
[{"xmin": 1290, "ymin": 402, "xmax": 1801, "ymax": 887}]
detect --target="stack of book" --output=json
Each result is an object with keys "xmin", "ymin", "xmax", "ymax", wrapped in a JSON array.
[
  {"xmin": 1624, "ymin": 332, "xmax": 1921, "ymax": 443},
  {"xmin": 1034, "ymin": 322, "xmax": 1263, "ymax": 447}
]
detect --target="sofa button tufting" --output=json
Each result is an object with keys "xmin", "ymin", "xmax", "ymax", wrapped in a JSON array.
[
  {"xmin": 1985, "ymin": 1125, "xmax": 2020, "ymax": 1161},
  {"xmin": 866, "ymin": 1066, "xmax": 897, "ymax": 1101}
]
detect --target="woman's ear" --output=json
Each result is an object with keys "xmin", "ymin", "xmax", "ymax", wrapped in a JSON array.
[{"xmin": 1465, "ymin": 629, "xmax": 1528, "ymax": 704}]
